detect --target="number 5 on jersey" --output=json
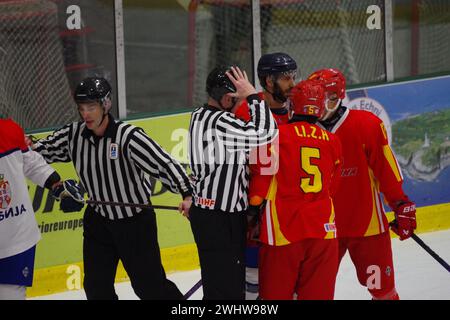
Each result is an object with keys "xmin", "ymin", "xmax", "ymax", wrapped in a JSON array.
[{"xmin": 300, "ymin": 147, "xmax": 323, "ymax": 193}]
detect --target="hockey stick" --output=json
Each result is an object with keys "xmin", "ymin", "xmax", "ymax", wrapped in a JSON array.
[
  {"xmin": 411, "ymin": 233, "xmax": 450, "ymax": 273},
  {"xmin": 183, "ymin": 279, "xmax": 202, "ymax": 300},
  {"xmin": 85, "ymin": 199, "xmax": 179, "ymax": 211}
]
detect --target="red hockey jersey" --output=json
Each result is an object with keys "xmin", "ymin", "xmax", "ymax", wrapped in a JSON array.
[
  {"xmin": 250, "ymin": 121, "xmax": 343, "ymax": 245},
  {"xmin": 321, "ymin": 109, "xmax": 406, "ymax": 237}
]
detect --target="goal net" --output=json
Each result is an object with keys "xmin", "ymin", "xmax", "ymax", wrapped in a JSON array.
[{"xmin": 0, "ymin": 0, "xmax": 78, "ymax": 130}]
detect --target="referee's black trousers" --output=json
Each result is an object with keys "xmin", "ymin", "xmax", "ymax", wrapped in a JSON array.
[
  {"xmin": 82, "ymin": 206, "xmax": 182, "ymax": 300},
  {"xmin": 189, "ymin": 206, "xmax": 247, "ymax": 300}
]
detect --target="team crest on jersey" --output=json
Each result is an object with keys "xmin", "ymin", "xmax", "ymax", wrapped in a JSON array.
[
  {"xmin": 0, "ymin": 174, "xmax": 12, "ymax": 209},
  {"xmin": 110, "ymin": 143, "xmax": 119, "ymax": 160}
]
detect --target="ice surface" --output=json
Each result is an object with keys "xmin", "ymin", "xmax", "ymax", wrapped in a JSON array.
[{"xmin": 30, "ymin": 230, "xmax": 450, "ymax": 300}]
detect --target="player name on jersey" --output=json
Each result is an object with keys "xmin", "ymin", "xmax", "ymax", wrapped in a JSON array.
[
  {"xmin": 293, "ymin": 124, "xmax": 330, "ymax": 141},
  {"xmin": 0, "ymin": 204, "xmax": 27, "ymax": 222}
]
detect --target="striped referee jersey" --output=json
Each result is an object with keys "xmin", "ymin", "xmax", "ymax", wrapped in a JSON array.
[
  {"xmin": 189, "ymin": 94, "xmax": 277, "ymax": 213},
  {"xmin": 34, "ymin": 114, "xmax": 193, "ymax": 220}
]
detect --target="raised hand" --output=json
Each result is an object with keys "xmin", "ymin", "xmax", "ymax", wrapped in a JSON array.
[{"xmin": 226, "ymin": 66, "xmax": 257, "ymax": 100}]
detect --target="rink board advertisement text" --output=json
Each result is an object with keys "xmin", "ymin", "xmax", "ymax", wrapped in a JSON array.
[{"xmin": 26, "ymin": 76, "xmax": 450, "ymax": 297}]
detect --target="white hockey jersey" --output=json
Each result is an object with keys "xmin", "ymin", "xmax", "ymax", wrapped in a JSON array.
[{"xmin": 0, "ymin": 119, "xmax": 55, "ymax": 259}]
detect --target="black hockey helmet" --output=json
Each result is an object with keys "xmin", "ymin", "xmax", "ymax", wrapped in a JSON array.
[
  {"xmin": 206, "ymin": 66, "xmax": 237, "ymax": 103},
  {"xmin": 257, "ymin": 52, "xmax": 297, "ymax": 87},
  {"xmin": 74, "ymin": 77, "xmax": 112, "ymax": 106}
]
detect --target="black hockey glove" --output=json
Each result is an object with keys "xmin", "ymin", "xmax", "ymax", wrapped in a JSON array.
[
  {"xmin": 246, "ymin": 201, "xmax": 266, "ymax": 241},
  {"xmin": 52, "ymin": 180, "xmax": 84, "ymax": 213}
]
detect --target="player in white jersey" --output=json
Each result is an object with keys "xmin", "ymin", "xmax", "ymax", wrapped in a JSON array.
[{"xmin": 0, "ymin": 118, "xmax": 83, "ymax": 299}]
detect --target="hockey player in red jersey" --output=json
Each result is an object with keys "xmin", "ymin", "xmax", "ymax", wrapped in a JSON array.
[
  {"xmin": 234, "ymin": 52, "xmax": 297, "ymax": 125},
  {"xmin": 233, "ymin": 53, "xmax": 298, "ymax": 296},
  {"xmin": 308, "ymin": 68, "xmax": 417, "ymax": 300},
  {"xmin": 249, "ymin": 80, "xmax": 343, "ymax": 300}
]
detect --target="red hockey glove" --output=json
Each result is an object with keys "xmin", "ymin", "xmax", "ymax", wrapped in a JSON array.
[{"xmin": 389, "ymin": 199, "xmax": 417, "ymax": 241}]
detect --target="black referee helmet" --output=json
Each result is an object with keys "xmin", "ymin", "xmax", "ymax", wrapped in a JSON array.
[
  {"xmin": 74, "ymin": 77, "xmax": 112, "ymax": 112},
  {"xmin": 206, "ymin": 66, "xmax": 237, "ymax": 103}
]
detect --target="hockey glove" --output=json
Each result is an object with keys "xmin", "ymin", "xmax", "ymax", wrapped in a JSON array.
[
  {"xmin": 52, "ymin": 180, "xmax": 85, "ymax": 213},
  {"xmin": 389, "ymin": 198, "xmax": 417, "ymax": 241},
  {"xmin": 246, "ymin": 201, "xmax": 266, "ymax": 242}
]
